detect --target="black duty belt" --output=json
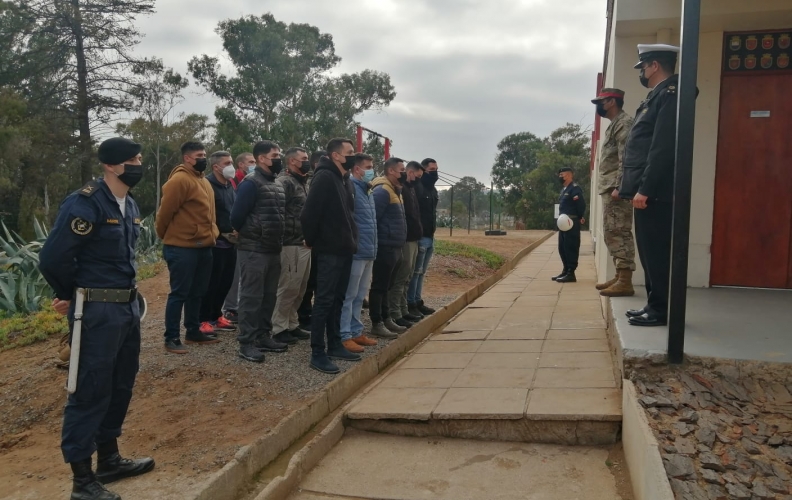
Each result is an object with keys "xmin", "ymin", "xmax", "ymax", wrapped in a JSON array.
[
  {"xmin": 83, "ymin": 288, "xmax": 138, "ymax": 303},
  {"xmin": 561, "ymin": 214, "xmax": 579, "ymax": 219}
]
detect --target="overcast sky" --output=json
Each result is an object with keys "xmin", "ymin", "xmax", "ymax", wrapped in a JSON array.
[{"xmin": 134, "ymin": 0, "xmax": 606, "ymax": 185}]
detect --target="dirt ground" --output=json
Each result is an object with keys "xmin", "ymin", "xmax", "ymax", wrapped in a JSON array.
[{"xmin": 0, "ymin": 231, "xmax": 544, "ymax": 500}]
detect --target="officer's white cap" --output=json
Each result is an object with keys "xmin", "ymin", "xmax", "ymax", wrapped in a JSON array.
[{"xmin": 634, "ymin": 44, "xmax": 680, "ymax": 68}]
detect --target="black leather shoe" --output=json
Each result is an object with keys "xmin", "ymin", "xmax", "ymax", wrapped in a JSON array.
[
  {"xmin": 289, "ymin": 327, "xmax": 311, "ymax": 340},
  {"xmin": 96, "ymin": 453, "xmax": 155, "ymax": 484},
  {"xmin": 556, "ymin": 272, "xmax": 577, "ymax": 283},
  {"xmin": 273, "ymin": 330, "xmax": 299, "ymax": 345},
  {"xmin": 625, "ymin": 308, "xmax": 646, "ymax": 318},
  {"xmin": 628, "ymin": 313, "xmax": 667, "ymax": 327},
  {"xmin": 551, "ymin": 270, "xmax": 568, "ymax": 281}
]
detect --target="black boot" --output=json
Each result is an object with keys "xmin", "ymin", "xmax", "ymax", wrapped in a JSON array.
[
  {"xmin": 556, "ymin": 271, "xmax": 577, "ymax": 283},
  {"xmin": 417, "ymin": 300, "xmax": 435, "ymax": 315},
  {"xmin": 96, "ymin": 440, "xmax": 155, "ymax": 484},
  {"xmin": 70, "ymin": 459, "xmax": 121, "ymax": 500}
]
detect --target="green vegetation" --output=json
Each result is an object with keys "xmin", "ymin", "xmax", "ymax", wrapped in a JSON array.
[
  {"xmin": 0, "ymin": 304, "xmax": 68, "ymax": 351},
  {"xmin": 447, "ymin": 268, "xmax": 472, "ymax": 279},
  {"xmin": 434, "ymin": 240, "xmax": 506, "ymax": 270}
]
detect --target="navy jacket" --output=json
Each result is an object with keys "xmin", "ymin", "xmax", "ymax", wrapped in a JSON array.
[
  {"xmin": 206, "ymin": 173, "xmax": 236, "ymax": 240},
  {"xmin": 371, "ymin": 176, "xmax": 407, "ymax": 248},
  {"xmin": 301, "ymin": 157, "xmax": 358, "ymax": 256},
  {"xmin": 40, "ymin": 179, "xmax": 140, "ymax": 300},
  {"xmin": 351, "ymin": 177, "xmax": 377, "ymax": 260}
]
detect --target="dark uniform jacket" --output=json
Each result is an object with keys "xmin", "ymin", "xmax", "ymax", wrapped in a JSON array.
[
  {"xmin": 402, "ymin": 182, "xmax": 423, "ymax": 242},
  {"xmin": 300, "ymin": 157, "xmax": 359, "ymax": 256},
  {"xmin": 414, "ymin": 178, "xmax": 439, "ymax": 238},
  {"xmin": 206, "ymin": 173, "xmax": 236, "ymax": 241},
  {"xmin": 276, "ymin": 170, "xmax": 308, "ymax": 246},
  {"xmin": 559, "ymin": 182, "xmax": 586, "ymax": 219},
  {"xmin": 39, "ymin": 179, "xmax": 140, "ymax": 301},
  {"xmin": 231, "ymin": 168, "xmax": 285, "ymax": 254},
  {"xmin": 619, "ymin": 75, "xmax": 678, "ymax": 202}
]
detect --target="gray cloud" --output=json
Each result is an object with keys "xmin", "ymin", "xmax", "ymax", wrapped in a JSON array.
[{"xmin": 134, "ymin": 0, "xmax": 606, "ymax": 181}]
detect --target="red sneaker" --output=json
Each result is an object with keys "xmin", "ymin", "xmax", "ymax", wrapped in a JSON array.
[
  {"xmin": 199, "ymin": 322, "xmax": 216, "ymax": 335},
  {"xmin": 214, "ymin": 316, "xmax": 236, "ymax": 332}
]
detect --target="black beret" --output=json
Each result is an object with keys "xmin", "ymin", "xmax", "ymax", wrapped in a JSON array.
[
  {"xmin": 558, "ymin": 167, "xmax": 573, "ymax": 174},
  {"xmin": 98, "ymin": 137, "xmax": 142, "ymax": 165}
]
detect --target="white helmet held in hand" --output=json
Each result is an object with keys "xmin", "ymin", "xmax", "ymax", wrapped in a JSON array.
[{"xmin": 557, "ymin": 214, "xmax": 573, "ymax": 232}]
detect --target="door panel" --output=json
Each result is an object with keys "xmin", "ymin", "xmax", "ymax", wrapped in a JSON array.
[{"xmin": 710, "ymin": 74, "xmax": 792, "ymax": 288}]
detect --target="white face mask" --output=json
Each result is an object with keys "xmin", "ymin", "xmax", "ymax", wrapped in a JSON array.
[{"xmin": 222, "ymin": 165, "xmax": 236, "ymax": 180}]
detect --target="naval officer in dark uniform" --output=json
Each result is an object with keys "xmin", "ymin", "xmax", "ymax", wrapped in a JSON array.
[
  {"xmin": 619, "ymin": 44, "xmax": 681, "ymax": 327},
  {"xmin": 39, "ymin": 138, "xmax": 154, "ymax": 500},
  {"xmin": 553, "ymin": 167, "xmax": 586, "ymax": 283}
]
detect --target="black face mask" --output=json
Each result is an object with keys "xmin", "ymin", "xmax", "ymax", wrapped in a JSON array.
[
  {"xmin": 270, "ymin": 158, "xmax": 283, "ymax": 175},
  {"xmin": 118, "ymin": 164, "xmax": 143, "ymax": 188},
  {"xmin": 559, "ymin": 177, "xmax": 566, "ymax": 186},
  {"xmin": 639, "ymin": 68, "xmax": 650, "ymax": 88},
  {"xmin": 423, "ymin": 171, "xmax": 439, "ymax": 185},
  {"xmin": 193, "ymin": 158, "xmax": 208, "ymax": 172},
  {"xmin": 300, "ymin": 160, "xmax": 311, "ymax": 174},
  {"xmin": 342, "ymin": 155, "xmax": 356, "ymax": 171},
  {"xmin": 596, "ymin": 103, "xmax": 607, "ymax": 117},
  {"xmin": 399, "ymin": 172, "xmax": 408, "ymax": 184}
]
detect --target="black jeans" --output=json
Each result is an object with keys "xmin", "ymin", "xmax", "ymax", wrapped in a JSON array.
[
  {"xmin": 297, "ymin": 249, "xmax": 318, "ymax": 326},
  {"xmin": 368, "ymin": 246, "xmax": 402, "ymax": 324},
  {"xmin": 558, "ymin": 220, "xmax": 581, "ymax": 272},
  {"xmin": 163, "ymin": 245, "xmax": 213, "ymax": 341},
  {"xmin": 199, "ymin": 246, "xmax": 237, "ymax": 323},
  {"xmin": 634, "ymin": 201, "xmax": 672, "ymax": 320},
  {"xmin": 310, "ymin": 253, "xmax": 353, "ymax": 356},
  {"xmin": 236, "ymin": 251, "xmax": 281, "ymax": 345}
]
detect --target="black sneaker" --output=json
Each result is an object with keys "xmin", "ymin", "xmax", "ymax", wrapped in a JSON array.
[
  {"xmin": 185, "ymin": 332, "xmax": 221, "ymax": 345},
  {"xmin": 289, "ymin": 327, "xmax": 310, "ymax": 340},
  {"xmin": 223, "ymin": 310, "xmax": 239, "ymax": 324},
  {"xmin": 408, "ymin": 304, "xmax": 425, "ymax": 318},
  {"xmin": 239, "ymin": 343, "xmax": 264, "ymax": 363},
  {"xmin": 310, "ymin": 354, "xmax": 340, "ymax": 374},
  {"xmin": 403, "ymin": 313, "xmax": 422, "ymax": 322},
  {"xmin": 327, "ymin": 345, "xmax": 362, "ymax": 362},
  {"xmin": 254, "ymin": 336, "xmax": 288, "ymax": 353},
  {"xmin": 164, "ymin": 339, "xmax": 188, "ymax": 354},
  {"xmin": 393, "ymin": 317, "xmax": 413, "ymax": 328},
  {"xmin": 418, "ymin": 301, "xmax": 435, "ymax": 315},
  {"xmin": 273, "ymin": 330, "xmax": 298, "ymax": 345}
]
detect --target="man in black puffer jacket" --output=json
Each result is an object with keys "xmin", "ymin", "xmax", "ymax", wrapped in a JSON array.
[
  {"xmin": 231, "ymin": 140, "xmax": 287, "ymax": 363},
  {"xmin": 300, "ymin": 138, "xmax": 360, "ymax": 374}
]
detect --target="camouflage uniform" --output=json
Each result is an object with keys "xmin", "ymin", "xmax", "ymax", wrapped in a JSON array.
[{"xmin": 599, "ymin": 109, "xmax": 635, "ymax": 271}]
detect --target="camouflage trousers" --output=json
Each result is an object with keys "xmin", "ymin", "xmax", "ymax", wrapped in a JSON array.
[{"xmin": 601, "ymin": 194, "xmax": 635, "ymax": 271}]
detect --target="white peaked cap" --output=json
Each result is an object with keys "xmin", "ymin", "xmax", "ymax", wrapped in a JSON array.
[{"xmin": 634, "ymin": 44, "xmax": 680, "ymax": 68}]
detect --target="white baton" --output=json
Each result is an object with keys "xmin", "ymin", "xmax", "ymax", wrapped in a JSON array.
[{"xmin": 66, "ymin": 288, "xmax": 86, "ymax": 394}]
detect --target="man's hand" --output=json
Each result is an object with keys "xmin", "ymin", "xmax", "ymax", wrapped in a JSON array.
[
  {"xmin": 303, "ymin": 241, "xmax": 311, "ymax": 249},
  {"xmin": 632, "ymin": 193, "xmax": 648, "ymax": 210},
  {"xmin": 580, "ymin": 218, "xmax": 586, "ymax": 225},
  {"xmin": 611, "ymin": 188, "xmax": 620, "ymax": 201},
  {"xmin": 52, "ymin": 298, "xmax": 70, "ymax": 316}
]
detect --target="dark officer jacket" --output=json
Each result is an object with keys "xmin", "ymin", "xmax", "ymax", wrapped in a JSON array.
[
  {"xmin": 39, "ymin": 179, "xmax": 140, "ymax": 301},
  {"xmin": 619, "ymin": 75, "xmax": 678, "ymax": 202},
  {"xmin": 559, "ymin": 182, "xmax": 586, "ymax": 219}
]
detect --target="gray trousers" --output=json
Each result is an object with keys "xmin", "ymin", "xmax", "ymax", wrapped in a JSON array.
[
  {"xmin": 271, "ymin": 246, "xmax": 312, "ymax": 334},
  {"xmin": 388, "ymin": 241, "xmax": 419, "ymax": 319},
  {"xmin": 236, "ymin": 250, "xmax": 281, "ymax": 345},
  {"xmin": 222, "ymin": 252, "xmax": 240, "ymax": 313}
]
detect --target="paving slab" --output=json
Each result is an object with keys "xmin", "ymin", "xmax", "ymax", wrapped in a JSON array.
[
  {"xmin": 533, "ymin": 367, "xmax": 617, "ymax": 389},
  {"xmin": 443, "ymin": 307, "xmax": 508, "ymax": 332},
  {"xmin": 429, "ymin": 330, "xmax": 490, "ymax": 341},
  {"xmin": 434, "ymin": 388, "xmax": 529, "ymax": 419},
  {"xmin": 476, "ymin": 340, "xmax": 543, "ymax": 352},
  {"xmin": 525, "ymin": 388, "xmax": 622, "ymax": 420},
  {"xmin": 468, "ymin": 352, "xmax": 540, "ymax": 369},
  {"xmin": 401, "ymin": 353, "xmax": 475, "ymax": 369},
  {"xmin": 346, "ymin": 388, "xmax": 447, "ymax": 420},
  {"xmin": 542, "ymin": 339, "xmax": 610, "ymax": 352},
  {"xmin": 550, "ymin": 313, "xmax": 607, "ymax": 330},
  {"xmin": 379, "ymin": 369, "xmax": 462, "ymax": 389},
  {"xmin": 416, "ymin": 340, "xmax": 482, "ymax": 354},
  {"xmin": 546, "ymin": 328, "xmax": 608, "ymax": 340},
  {"xmin": 451, "ymin": 367, "xmax": 534, "ymax": 388},
  {"xmin": 512, "ymin": 295, "xmax": 559, "ymax": 308},
  {"xmin": 293, "ymin": 431, "xmax": 626, "ymax": 500},
  {"xmin": 539, "ymin": 351, "xmax": 613, "ymax": 368},
  {"xmin": 488, "ymin": 327, "xmax": 547, "ymax": 340}
]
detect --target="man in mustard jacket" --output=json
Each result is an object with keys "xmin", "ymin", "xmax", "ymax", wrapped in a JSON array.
[{"xmin": 156, "ymin": 141, "xmax": 220, "ymax": 354}]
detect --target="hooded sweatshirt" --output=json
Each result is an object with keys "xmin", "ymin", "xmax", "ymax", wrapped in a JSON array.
[
  {"xmin": 371, "ymin": 176, "xmax": 407, "ymax": 248},
  {"xmin": 156, "ymin": 164, "xmax": 219, "ymax": 248}
]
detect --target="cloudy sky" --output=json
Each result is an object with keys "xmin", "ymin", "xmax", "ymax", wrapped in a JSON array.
[{"xmin": 134, "ymin": 0, "xmax": 606, "ymax": 185}]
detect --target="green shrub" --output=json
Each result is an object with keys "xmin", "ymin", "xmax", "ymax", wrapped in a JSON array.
[
  {"xmin": 434, "ymin": 240, "xmax": 506, "ymax": 269},
  {"xmin": 0, "ymin": 304, "xmax": 68, "ymax": 350}
]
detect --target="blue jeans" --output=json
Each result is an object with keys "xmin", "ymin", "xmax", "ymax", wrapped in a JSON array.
[
  {"xmin": 163, "ymin": 245, "xmax": 213, "ymax": 341},
  {"xmin": 340, "ymin": 259, "xmax": 374, "ymax": 341},
  {"xmin": 407, "ymin": 237, "xmax": 434, "ymax": 304}
]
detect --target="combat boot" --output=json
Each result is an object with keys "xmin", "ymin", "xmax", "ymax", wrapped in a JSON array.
[
  {"xmin": 595, "ymin": 270, "xmax": 619, "ymax": 290},
  {"xmin": 96, "ymin": 439, "xmax": 155, "ymax": 484},
  {"xmin": 600, "ymin": 269, "xmax": 635, "ymax": 297},
  {"xmin": 70, "ymin": 459, "xmax": 121, "ymax": 500}
]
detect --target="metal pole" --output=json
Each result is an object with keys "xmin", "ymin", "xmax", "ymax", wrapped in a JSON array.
[
  {"xmin": 468, "ymin": 190, "xmax": 472, "ymax": 234},
  {"xmin": 449, "ymin": 186, "xmax": 454, "ymax": 237},
  {"xmin": 490, "ymin": 182, "xmax": 494, "ymax": 231},
  {"xmin": 667, "ymin": 0, "xmax": 700, "ymax": 365},
  {"xmin": 356, "ymin": 126, "xmax": 363, "ymax": 152},
  {"xmin": 384, "ymin": 138, "xmax": 390, "ymax": 160}
]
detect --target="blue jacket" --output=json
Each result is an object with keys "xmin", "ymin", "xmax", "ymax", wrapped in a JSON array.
[
  {"xmin": 371, "ymin": 176, "xmax": 406, "ymax": 248},
  {"xmin": 351, "ymin": 177, "xmax": 377, "ymax": 260}
]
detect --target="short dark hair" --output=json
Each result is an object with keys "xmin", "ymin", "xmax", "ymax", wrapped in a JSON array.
[
  {"xmin": 310, "ymin": 150, "xmax": 327, "ymax": 167},
  {"xmin": 326, "ymin": 138, "xmax": 354, "ymax": 155},
  {"xmin": 383, "ymin": 157, "xmax": 404, "ymax": 174},
  {"xmin": 421, "ymin": 158, "xmax": 437, "ymax": 168},
  {"xmin": 613, "ymin": 97, "xmax": 624, "ymax": 109},
  {"xmin": 253, "ymin": 140, "xmax": 280, "ymax": 160},
  {"xmin": 354, "ymin": 153, "xmax": 373, "ymax": 166},
  {"xmin": 406, "ymin": 161, "xmax": 422, "ymax": 171},
  {"xmin": 647, "ymin": 55, "xmax": 677, "ymax": 75},
  {"xmin": 209, "ymin": 150, "xmax": 232, "ymax": 168},
  {"xmin": 284, "ymin": 147, "xmax": 307, "ymax": 161},
  {"xmin": 181, "ymin": 141, "xmax": 205, "ymax": 156}
]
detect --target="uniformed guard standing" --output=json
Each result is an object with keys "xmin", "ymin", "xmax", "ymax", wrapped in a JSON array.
[
  {"xmin": 619, "ymin": 44, "xmax": 682, "ymax": 327},
  {"xmin": 39, "ymin": 137, "xmax": 155, "ymax": 500},
  {"xmin": 553, "ymin": 167, "xmax": 586, "ymax": 283},
  {"xmin": 591, "ymin": 88, "xmax": 636, "ymax": 297}
]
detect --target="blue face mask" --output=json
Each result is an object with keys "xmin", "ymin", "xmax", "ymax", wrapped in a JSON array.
[
  {"xmin": 362, "ymin": 169, "xmax": 375, "ymax": 183},
  {"xmin": 247, "ymin": 165, "xmax": 256, "ymax": 174}
]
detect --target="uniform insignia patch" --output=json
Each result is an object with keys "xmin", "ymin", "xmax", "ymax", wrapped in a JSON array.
[
  {"xmin": 133, "ymin": 218, "xmax": 141, "ymax": 224},
  {"xmin": 81, "ymin": 185, "xmax": 95, "ymax": 194},
  {"xmin": 106, "ymin": 219, "xmax": 120, "ymax": 225},
  {"xmin": 71, "ymin": 218, "xmax": 93, "ymax": 235}
]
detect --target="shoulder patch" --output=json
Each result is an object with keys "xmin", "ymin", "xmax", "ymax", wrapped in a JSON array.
[
  {"xmin": 78, "ymin": 180, "xmax": 100, "ymax": 197},
  {"xmin": 71, "ymin": 218, "xmax": 93, "ymax": 235},
  {"xmin": 105, "ymin": 218, "xmax": 120, "ymax": 225},
  {"xmin": 667, "ymin": 86, "xmax": 676, "ymax": 94},
  {"xmin": 133, "ymin": 218, "xmax": 141, "ymax": 225}
]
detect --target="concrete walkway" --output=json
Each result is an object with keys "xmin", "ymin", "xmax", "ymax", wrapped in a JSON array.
[{"xmin": 347, "ymin": 236, "xmax": 621, "ymax": 436}]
